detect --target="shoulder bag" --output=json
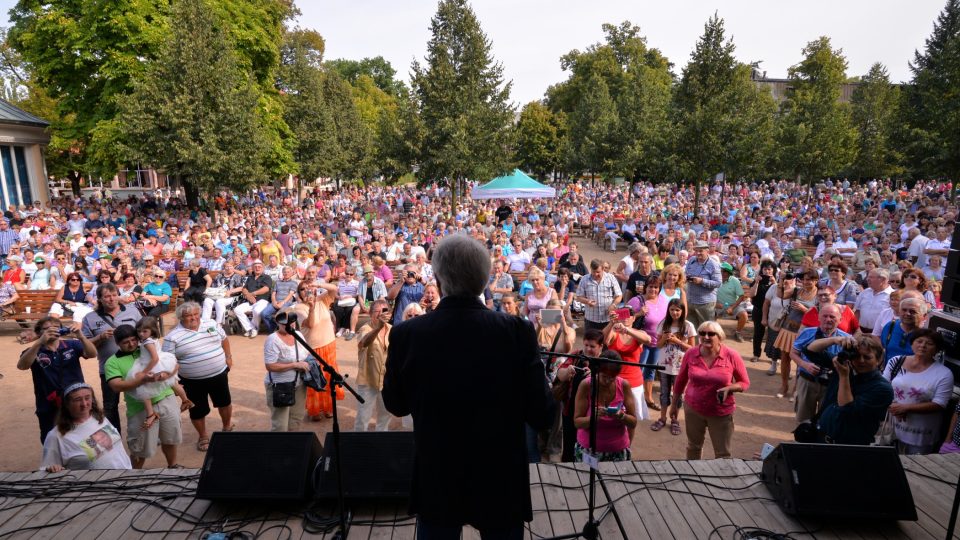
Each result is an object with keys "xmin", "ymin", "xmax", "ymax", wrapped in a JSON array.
[
  {"xmin": 269, "ymin": 341, "xmax": 299, "ymax": 408},
  {"xmin": 872, "ymin": 354, "xmax": 908, "ymax": 446}
]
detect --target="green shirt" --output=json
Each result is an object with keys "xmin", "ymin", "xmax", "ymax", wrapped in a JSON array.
[
  {"xmin": 786, "ymin": 248, "xmax": 807, "ymax": 264},
  {"xmin": 716, "ymin": 276, "xmax": 745, "ymax": 308},
  {"xmin": 104, "ymin": 350, "xmax": 174, "ymax": 417}
]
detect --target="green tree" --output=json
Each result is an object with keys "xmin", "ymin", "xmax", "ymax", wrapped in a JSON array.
[
  {"xmin": 9, "ymin": 0, "xmax": 295, "ymax": 181},
  {"xmin": 549, "ymin": 22, "xmax": 674, "ymax": 187},
  {"xmin": 323, "ymin": 70, "xmax": 373, "ymax": 184},
  {"xmin": 412, "ymin": 0, "xmax": 514, "ymax": 205},
  {"xmin": 377, "ymin": 88, "xmax": 423, "ymax": 181},
  {"xmin": 776, "ymin": 36, "xmax": 858, "ymax": 185},
  {"xmin": 514, "ymin": 101, "xmax": 566, "ymax": 180},
  {"xmin": 850, "ymin": 62, "xmax": 903, "ymax": 179},
  {"xmin": 567, "ymin": 73, "xmax": 618, "ymax": 180},
  {"xmin": 117, "ymin": 0, "xmax": 269, "ymax": 206},
  {"xmin": 673, "ymin": 15, "xmax": 776, "ymax": 214},
  {"xmin": 278, "ymin": 28, "xmax": 339, "ymax": 185},
  {"xmin": 903, "ymin": 0, "xmax": 960, "ymax": 197},
  {"xmin": 327, "ymin": 56, "xmax": 403, "ymax": 96}
]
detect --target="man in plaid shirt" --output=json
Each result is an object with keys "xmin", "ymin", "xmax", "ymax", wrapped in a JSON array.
[{"xmin": 575, "ymin": 258, "xmax": 622, "ymax": 331}]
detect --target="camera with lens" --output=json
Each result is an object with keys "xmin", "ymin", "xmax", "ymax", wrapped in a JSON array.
[
  {"xmin": 836, "ymin": 346, "xmax": 860, "ymax": 365},
  {"xmin": 407, "ymin": 271, "xmax": 417, "ymax": 279}
]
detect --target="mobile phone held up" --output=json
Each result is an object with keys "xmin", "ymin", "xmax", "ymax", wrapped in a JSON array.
[{"xmin": 716, "ymin": 390, "xmax": 727, "ymax": 404}]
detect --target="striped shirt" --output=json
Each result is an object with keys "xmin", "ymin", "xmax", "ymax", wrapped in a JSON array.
[
  {"xmin": 684, "ymin": 257, "xmax": 722, "ymax": 305},
  {"xmin": 162, "ymin": 319, "xmax": 228, "ymax": 380},
  {"xmin": 576, "ymin": 272, "xmax": 622, "ymax": 323},
  {"xmin": 0, "ymin": 228, "xmax": 18, "ymax": 256}
]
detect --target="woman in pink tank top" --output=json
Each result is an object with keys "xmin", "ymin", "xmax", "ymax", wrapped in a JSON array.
[{"xmin": 572, "ymin": 351, "xmax": 638, "ymax": 462}]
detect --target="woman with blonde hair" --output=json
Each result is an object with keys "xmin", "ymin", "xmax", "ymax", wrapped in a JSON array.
[
  {"xmin": 523, "ymin": 266, "xmax": 558, "ymax": 323},
  {"xmin": 660, "ymin": 263, "xmax": 687, "ymax": 311}
]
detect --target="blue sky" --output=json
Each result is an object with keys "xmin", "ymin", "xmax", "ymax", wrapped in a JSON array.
[{"xmin": 0, "ymin": 0, "xmax": 948, "ymax": 104}]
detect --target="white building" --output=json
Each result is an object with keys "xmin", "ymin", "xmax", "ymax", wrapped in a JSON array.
[{"xmin": 0, "ymin": 99, "xmax": 50, "ymax": 209}]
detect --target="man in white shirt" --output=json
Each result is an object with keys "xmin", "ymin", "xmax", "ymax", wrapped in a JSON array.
[
  {"xmin": 854, "ymin": 268, "xmax": 894, "ymax": 333},
  {"xmin": 906, "ymin": 227, "xmax": 930, "ymax": 269},
  {"xmin": 924, "ymin": 226, "xmax": 952, "ymax": 258},
  {"xmin": 833, "ymin": 229, "xmax": 859, "ymax": 258}
]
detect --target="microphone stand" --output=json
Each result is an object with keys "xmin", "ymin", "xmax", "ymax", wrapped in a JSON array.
[
  {"xmin": 540, "ymin": 350, "xmax": 664, "ymax": 540},
  {"xmin": 288, "ymin": 323, "xmax": 364, "ymax": 540}
]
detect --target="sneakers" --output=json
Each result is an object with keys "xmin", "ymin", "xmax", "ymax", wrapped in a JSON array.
[
  {"xmin": 345, "ymin": 331, "xmax": 356, "ymax": 341},
  {"xmin": 766, "ymin": 360, "xmax": 778, "ymax": 375},
  {"xmin": 734, "ymin": 331, "xmax": 744, "ymax": 342},
  {"xmin": 248, "ymin": 329, "xmax": 258, "ymax": 339},
  {"xmin": 336, "ymin": 328, "xmax": 345, "ymax": 338}
]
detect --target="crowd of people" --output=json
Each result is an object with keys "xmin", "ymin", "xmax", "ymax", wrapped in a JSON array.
[{"xmin": 6, "ymin": 176, "xmax": 960, "ymax": 475}]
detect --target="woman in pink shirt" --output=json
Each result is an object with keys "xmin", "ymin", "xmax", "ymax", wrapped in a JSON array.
[
  {"xmin": 573, "ymin": 351, "xmax": 639, "ymax": 462},
  {"xmin": 669, "ymin": 321, "xmax": 750, "ymax": 459}
]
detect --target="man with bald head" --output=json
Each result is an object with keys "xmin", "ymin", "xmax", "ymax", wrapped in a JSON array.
[{"xmin": 790, "ymin": 304, "xmax": 851, "ymax": 423}]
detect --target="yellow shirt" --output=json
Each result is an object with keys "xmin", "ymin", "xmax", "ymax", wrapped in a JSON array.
[{"xmin": 356, "ymin": 322, "xmax": 390, "ymax": 389}]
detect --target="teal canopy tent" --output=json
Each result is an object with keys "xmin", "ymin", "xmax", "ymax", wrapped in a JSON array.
[{"xmin": 471, "ymin": 169, "xmax": 556, "ymax": 200}]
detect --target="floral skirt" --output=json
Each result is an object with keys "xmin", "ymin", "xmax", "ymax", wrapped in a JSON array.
[
  {"xmin": 574, "ymin": 442, "xmax": 631, "ymax": 463},
  {"xmin": 305, "ymin": 341, "xmax": 344, "ymax": 417}
]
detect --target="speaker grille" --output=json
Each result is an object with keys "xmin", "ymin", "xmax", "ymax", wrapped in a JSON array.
[
  {"xmin": 197, "ymin": 432, "xmax": 322, "ymax": 500},
  {"xmin": 314, "ymin": 431, "xmax": 415, "ymax": 500}
]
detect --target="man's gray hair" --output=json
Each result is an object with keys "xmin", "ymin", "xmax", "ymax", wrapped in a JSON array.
[
  {"xmin": 872, "ymin": 268, "xmax": 889, "ymax": 281},
  {"xmin": 176, "ymin": 301, "xmax": 202, "ymax": 320},
  {"xmin": 432, "ymin": 234, "xmax": 491, "ymax": 297}
]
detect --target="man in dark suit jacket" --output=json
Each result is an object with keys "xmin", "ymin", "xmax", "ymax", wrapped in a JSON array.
[{"xmin": 383, "ymin": 234, "xmax": 555, "ymax": 539}]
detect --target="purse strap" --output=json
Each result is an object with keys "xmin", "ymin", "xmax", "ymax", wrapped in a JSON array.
[{"xmin": 268, "ymin": 338, "xmax": 300, "ymax": 385}]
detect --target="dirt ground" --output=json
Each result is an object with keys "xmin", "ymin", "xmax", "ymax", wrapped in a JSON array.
[{"xmin": 0, "ymin": 239, "xmax": 798, "ymax": 471}]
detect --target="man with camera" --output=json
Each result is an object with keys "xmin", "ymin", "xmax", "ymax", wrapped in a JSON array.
[
  {"xmin": 387, "ymin": 263, "xmax": 425, "ymax": 325},
  {"xmin": 803, "ymin": 335, "xmax": 893, "ymax": 445},
  {"xmin": 790, "ymin": 304, "xmax": 850, "ymax": 424},
  {"xmin": 18, "ymin": 317, "xmax": 98, "ymax": 444}
]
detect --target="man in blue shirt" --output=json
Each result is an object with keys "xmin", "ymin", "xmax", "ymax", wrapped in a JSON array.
[
  {"xmin": 387, "ymin": 263, "xmax": 425, "ymax": 325},
  {"xmin": 16, "ymin": 317, "xmax": 98, "ymax": 444},
  {"xmin": 878, "ymin": 296, "xmax": 926, "ymax": 369},
  {"xmin": 791, "ymin": 304, "xmax": 850, "ymax": 423},
  {"xmin": 684, "ymin": 242, "xmax": 722, "ymax": 330}
]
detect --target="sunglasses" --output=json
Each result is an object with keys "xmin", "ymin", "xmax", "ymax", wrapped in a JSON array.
[
  {"xmin": 153, "ymin": 274, "xmax": 164, "ymax": 278},
  {"xmin": 699, "ymin": 331, "xmax": 718, "ymax": 338}
]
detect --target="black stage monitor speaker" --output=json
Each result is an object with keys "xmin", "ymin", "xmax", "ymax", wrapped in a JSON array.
[
  {"xmin": 314, "ymin": 431, "xmax": 415, "ymax": 501},
  {"xmin": 197, "ymin": 431, "xmax": 323, "ymax": 501},
  {"xmin": 943, "ymin": 276, "xmax": 960, "ymax": 311},
  {"xmin": 760, "ymin": 443, "xmax": 917, "ymax": 521}
]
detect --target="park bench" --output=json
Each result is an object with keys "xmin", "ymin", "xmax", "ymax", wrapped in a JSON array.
[{"xmin": 7, "ymin": 290, "xmax": 58, "ymax": 327}]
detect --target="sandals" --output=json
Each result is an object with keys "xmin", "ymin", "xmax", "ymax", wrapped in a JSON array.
[
  {"xmin": 197, "ymin": 437, "xmax": 210, "ymax": 452},
  {"xmin": 167, "ymin": 464, "xmax": 185, "ymax": 469},
  {"xmin": 670, "ymin": 420, "xmax": 682, "ymax": 436},
  {"xmin": 650, "ymin": 419, "xmax": 666, "ymax": 432},
  {"xmin": 222, "ymin": 422, "xmax": 237, "ymax": 432},
  {"xmin": 142, "ymin": 413, "xmax": 159, "ymax": 430},
  {"xmin": 646, "ymin": 401, "xmax": 662, "ymax": 412}
]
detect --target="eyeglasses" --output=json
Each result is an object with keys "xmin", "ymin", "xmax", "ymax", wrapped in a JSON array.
[
  {"xmin": 698, "ymin": 331, "xmax": 718, "ymax": 338},
  {"xmin": 68, "ymin": 278, "xmax": 81, "ymax": 282},
  {"xmin": 153, "ymin": 274, "xmax": 164, "ymax": 278}
]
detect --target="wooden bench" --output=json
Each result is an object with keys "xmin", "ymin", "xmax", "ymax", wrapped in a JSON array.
[{"xmin": 8, "ymin": 290, "xmax": 59, "ymax": 327}]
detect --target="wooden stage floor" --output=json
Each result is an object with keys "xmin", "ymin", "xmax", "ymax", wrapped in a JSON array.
[{"xmin": 0, "ymin": 454, "xmax": 957, "ymax": 539}]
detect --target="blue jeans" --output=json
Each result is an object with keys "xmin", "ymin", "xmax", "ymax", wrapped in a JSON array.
[
  {"xmin": 525, "ymin": 424, "xmax": 540, "ymax": 463},
  {"xmin": 259, "ymin": 303, "xmax": 279, "ymax": 333},
  {"xmin": 640, "ymin": 347, "xmax": 660, "ymax": 381},
  {"xmin": 417, "ymin": 519, "xmax": 524, "ymax": 540}
]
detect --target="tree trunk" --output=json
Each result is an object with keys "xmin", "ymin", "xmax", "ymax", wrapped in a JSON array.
[
  {"xmin": 693, "ymin": 178, "xmax": 702, "ymax": 219},
  {"xmin": 67, "ymin": 170, "xmax": 82, "ymax": 197},
  {"xmin": 182, "ymin": 177, "xmax": 200, "ymax": 208}
]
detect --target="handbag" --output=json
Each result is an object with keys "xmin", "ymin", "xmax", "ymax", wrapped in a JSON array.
[
  {"xmin": 270, "ymin": 372, "xmax": 298, "ymax": 408},
  {"xmin": 204, "ymin": 286, "xmax": 226, "ymax": 300},
  {"xmin": 269, "ymin": 342, "xmax": 300, "ymax": 408},
  {"xmin": 872, "ymin": 354, "xmax": 908, "ymax": 446}
]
